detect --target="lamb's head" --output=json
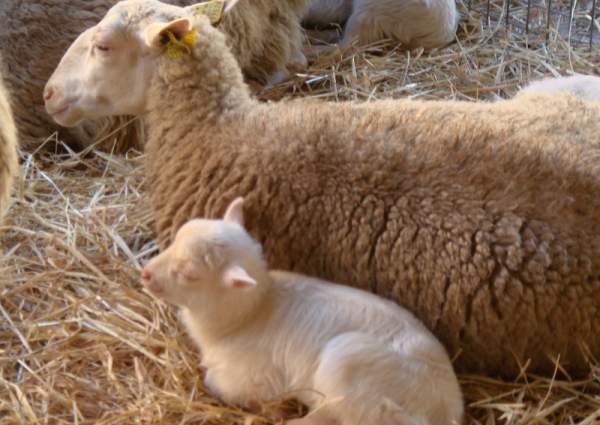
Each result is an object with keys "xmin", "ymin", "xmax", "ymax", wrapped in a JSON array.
[
  {"xmin": 44, "ymin": 0, "xmax": 240, "ymax": 127},
  {"xmin": 141, "ymin": 197, "xmax": 266, "ymax": 308}
]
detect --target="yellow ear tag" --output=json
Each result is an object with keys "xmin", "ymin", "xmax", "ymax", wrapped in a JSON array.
[
  {"xmin": 189, "ymin": 0, "xmax": 226, "ymax": 25},
  {"xmin": 165, "ymin": 29, "xmax": 197, "ymax": 60}
]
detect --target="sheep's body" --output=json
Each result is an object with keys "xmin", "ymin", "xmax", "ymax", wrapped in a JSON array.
[
  {"xmin": 47, "ymin": 1, "xmax": 600, "ymax": 376},
  {"xmin": 518, "ymin": 74, "xmax": 600, "ymax": 102},
  {"xmin": 303, "ymin": 0, "xmax": 458, "ymax": 48},
  {"xmin": 0, "ymin": 0, "xmax": 308, "ymax": 151},
  {"xmin": 218, "ymin": 0, "xmax": 310, "ymax": 84},
  {"xmin": 141, "ymin": 209, "xmax": 463, "ymax": 425},
  {"xmin": 148, "ymin": 89, "xmax": 600, "ymax": 377},
  {"xmin": 0, "ymin": 62, "xmax": 18, "ymax": 221}
]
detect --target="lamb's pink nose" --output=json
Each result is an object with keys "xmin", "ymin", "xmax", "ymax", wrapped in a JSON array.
[{"xmin": 43, "ymin": 86, "xmax": 54, "ymax": 102}]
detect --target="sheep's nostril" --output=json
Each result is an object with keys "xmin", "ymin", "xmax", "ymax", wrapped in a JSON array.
[
  {"xmin": 43, "ymin": 87, "xmax": 54, "ymax": 102},
  {"xmin": 141, "ymin": 269, "xmax": 152, "ymax": 284}
]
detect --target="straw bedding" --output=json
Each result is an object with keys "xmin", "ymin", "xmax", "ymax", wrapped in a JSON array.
[{"xmin": 1, "ymin": 0, "xmax": 599, "ymax": 423}]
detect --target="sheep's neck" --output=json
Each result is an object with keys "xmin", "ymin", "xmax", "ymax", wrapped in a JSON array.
[{"xmin": 146, "ymin": 43, "xmax": 255, "ymax": 128}]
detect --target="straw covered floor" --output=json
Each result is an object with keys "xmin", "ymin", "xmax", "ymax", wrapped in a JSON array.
[{"xmin": 1, "ymin": 0, "xmax": 599, "ymax": 423}]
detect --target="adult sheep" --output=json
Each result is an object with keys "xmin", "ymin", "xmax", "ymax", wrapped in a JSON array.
[
  {"xmin": 303, "ymin": 0, "xmax": 458, "ymax": 49},
  {"xmin": 45, "ymin": 0, "xmax": 600, "ymax": 377},
  {"xmin": 0, "ymin": 0, "xmax": 309, "ymax": 151},
  {"xmin": 0, "ymin": 61, "xmax": 18, "ymax": 221}
]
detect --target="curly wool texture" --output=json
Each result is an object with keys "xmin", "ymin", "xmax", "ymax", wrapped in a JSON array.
[
  {"xmin": 0, "ymin": 0, "xmax": 308, "ymax": 151},
  {"xmin": 143, "ymin": 19, "xmax": 600, "ymax": 377},
  {"xmin": 0, "ymin": 61, "xmax": 18, "ymax": 221}
]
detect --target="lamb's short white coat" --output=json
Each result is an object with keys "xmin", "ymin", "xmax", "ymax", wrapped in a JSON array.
[{"xmin": 141, "ymin": 197, "xmax": 464, "ymax": 425}]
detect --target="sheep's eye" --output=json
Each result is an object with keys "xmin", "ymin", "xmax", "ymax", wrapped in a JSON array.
[{"xmin": 95, "ymin": 44, "xmax": 111, "ymax": 52}]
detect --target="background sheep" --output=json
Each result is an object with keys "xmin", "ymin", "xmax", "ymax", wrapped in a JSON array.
[
  {"xmin": 0, "ymin": 60, "xmax": 18, "ymax": 222},
  {"xmin": 0, "ymin": 0, "xmax": 309, "ymax": 152},
  {"xmin": 303, "ymin": 0, "xmax": 458, "ymax": 49},
  {"xmin": 45, "ymin": 0, "xmax": 600, "ymax": 377},
  {"xmin": 517, "ymin": 74, "xmax": 600, "ymax": 102},
  {"xmin": 141, "ymin": 197, "xmax": 464, "ymax": 425}
]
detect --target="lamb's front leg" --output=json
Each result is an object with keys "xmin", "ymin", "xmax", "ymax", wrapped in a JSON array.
[{"xmin": 203, "ymin": 366, "xmax": 262, "ymax": 409}]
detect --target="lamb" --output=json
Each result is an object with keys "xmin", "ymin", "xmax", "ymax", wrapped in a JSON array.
[
  {"xmin": 0, "ymin": 0, "xmax": 309, "ymax": 151},
  {"xmin": 44, "ymin": 0, "xmax": 600, "ymax": 377},
  {"xmin": 141, "ymin": 197, "xmax": 464, "ymax": 425},
  {"xmin": 517, "ymin": 74, "xmax": 600, "ymax": 102},
  {"xmin": 303, "ymin": 0, "xmax": 458, "ymax": 49},
  {"xmin": 0, "ymin": 61, "xmax": 18, "ymax": 221}
]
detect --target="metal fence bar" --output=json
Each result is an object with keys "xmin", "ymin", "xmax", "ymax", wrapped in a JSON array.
[
  {"xmin": 568, "ymin": 0, "xmax": 575, "ymax": 38},
  {"xmin": 526, "ymin": 0, "xmax": 532, "ymax": 33},
  {"xmin": 546, "ymin": 0, "xmax": 553, "ymax": 42},
  {"xmin": 592, "ymin": 0, "xmax": 598, "ymax": 49}
]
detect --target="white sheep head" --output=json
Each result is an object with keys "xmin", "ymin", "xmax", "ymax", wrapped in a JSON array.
[
  {"xmin": 140, "ymin": 197, "xmax": 267, "ymax": 312},
  {"xmin": 44, "ymin": 0, "xmax": 240, "ymax": 127}
]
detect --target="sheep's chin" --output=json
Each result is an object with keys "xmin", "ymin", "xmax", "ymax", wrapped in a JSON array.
[{"xmin": 51, "ymin": 106, "xmax": 85, "ymax": 128}]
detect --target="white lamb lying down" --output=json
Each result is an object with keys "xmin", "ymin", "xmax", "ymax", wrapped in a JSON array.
[{"xmin": 141, "ymin": 197, "xmax": 464, "ymax": 425}]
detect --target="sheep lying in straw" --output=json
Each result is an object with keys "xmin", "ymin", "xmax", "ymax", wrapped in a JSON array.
[
  {"xmin": 0, "ymin": 61, "xmax": 18, "ymax": 221},
  {"xmin": 518, "ymin": 74, "xmax": 600, "ymax": 102},
  {"xmin": 0, "ymin": 0, "xmax": 309, "ymax": 151},
  {"xmin": 45, "ymin": 0, "xmax": 600, "ymax": 377},
  {"xmin": 303, "ymin": 0, "xmax": 458, "ymax": 49},
  {"xmin": 141, "ymin": 197, "xmax": 464, "ymax": 425}
]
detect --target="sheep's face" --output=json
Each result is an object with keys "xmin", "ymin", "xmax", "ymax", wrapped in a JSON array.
[
  {"xmin": 44, "ymin": 0, "xmax": 202, "ymax": 127},
  {"xmin": 141, "ymin": 198, "xmax": 263, "ymax": 309}
]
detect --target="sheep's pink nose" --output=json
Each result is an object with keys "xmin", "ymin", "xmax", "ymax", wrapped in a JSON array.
[
  {"xmin": 141, "ymin": 268, "xmax": 152, "ymax": 285},
  {"xmin": 43, "ymin": 86, "xmax": 54, "ymax": 102}
]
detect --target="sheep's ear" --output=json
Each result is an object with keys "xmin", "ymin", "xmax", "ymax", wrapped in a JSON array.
[
  {"xmin": 144, "ymin": 18, "xmax": 193, "ymax": 47},
  {"xmin": 187, "ymin": 0, "xmax": 239, "ymax": 26},
  {"xmin": 222, "ymin": 264, "xmax": 256, "ymax": 289},
  {"xmin": 223, "ymin": 197, "xmax": 245, "ymax": 227},
  {"xmin": 223, "ymin": 0, "xmax": 242, "ymax": 13}
]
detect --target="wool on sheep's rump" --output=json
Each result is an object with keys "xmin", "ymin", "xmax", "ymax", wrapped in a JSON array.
[{"xmin": 1, "ymin": 0, "xmax": 599, "ymax": 423}]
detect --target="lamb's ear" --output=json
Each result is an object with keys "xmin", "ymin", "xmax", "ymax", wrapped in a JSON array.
[
  {"xmin": 223, "ymin": 197, "xmax": 245, "ymax": 227},
  {"xmin": 222, "ymin": 264, "xmax": 256, "ymax": 289},
  {"xmin": 144, "ymin": 18, "xmax": 193, "ymax": 47}
]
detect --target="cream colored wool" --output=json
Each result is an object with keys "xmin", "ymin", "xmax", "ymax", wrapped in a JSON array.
[
  {"xmin": 518, "ymin": 74, "xmax": 600, "ymax": 102},
  {"xmin": 0, "ymin": 0, "xmax": 308, "ymax": 151},
  {"xmin": 0, "ymin": 60, "xmax": 18, "ymax": 221},
  {"xmin": 46, "ymin": 0, "xmax": 600, "ymax": 377}
]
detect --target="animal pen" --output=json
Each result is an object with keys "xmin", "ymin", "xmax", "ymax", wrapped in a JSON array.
[{"xmin": 1, "ymin": 0, "xmax": 599, "ymax": 423}]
